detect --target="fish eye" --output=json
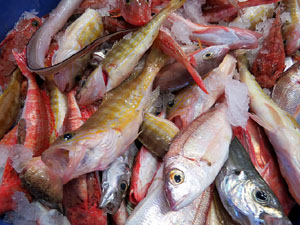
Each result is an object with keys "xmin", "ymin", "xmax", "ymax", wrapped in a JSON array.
[
  {"xmin": 253, "ymin": 189, "xmax": 269, "ymax": 203},
  {"xmin": 125, "ymin": 0, "xmax": 130, "ymax": 4},
  {"xmin": 203, "ymin": 52, "xmax": 214, "ymax": 60},
  {"xmin": 120, "ymin": 181, "xmax": 128, "ymax": 192},
  {"xmin": 169, "ymin": 169, "xmax": 184, "ymax": 185},
  {"xmin": 168, "ymin": 99, "xmax": 175, "ymax": 107},
  {"xmin": 32, "ymin": 20, "xmax": 39, "ymax": 27},
  {"xmin": 63, "ymin": 133, "xmax": 75, "ymax": 141},
  {"xmin": 145, "ymin": 0, "xmax": 150, "ymax": 4}
]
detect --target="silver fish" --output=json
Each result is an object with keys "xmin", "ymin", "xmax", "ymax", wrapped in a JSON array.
[
  {"xmin": 99, "ymin": 143, "xmax": 137, "ymax": 214},
  {"xmin": 215, "ymin": 138, "xmax": 291, "ymax": 225}
]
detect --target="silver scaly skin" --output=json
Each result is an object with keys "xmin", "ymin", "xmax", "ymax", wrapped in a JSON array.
[{"xmin": 215, "ymin": 138, "xmax": 292, "ymax": 225}]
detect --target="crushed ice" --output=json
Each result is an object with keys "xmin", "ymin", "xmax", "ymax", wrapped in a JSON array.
[
  {"xmin": 183, "ymin": 0, "xmax": 206, "ymax": 24},
  {"xmin": 171, "ymin": 21, "xmax": 193, "ymax": 45}
]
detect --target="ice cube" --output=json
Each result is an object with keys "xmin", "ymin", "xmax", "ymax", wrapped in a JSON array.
[
  {"xmin": 225, "ymin": 79, "xmax": 249, "ymax": 128},
  {"xmin": 183, "ymin": 0, "xmax": 206, "ymax": 24},
  {"xmin": 171, "ymin": 21, "xmax": 193, "ymax": 45},
  {"xmin": 9, "ymin": 144, "xmax": 33, "ymax": 173}
]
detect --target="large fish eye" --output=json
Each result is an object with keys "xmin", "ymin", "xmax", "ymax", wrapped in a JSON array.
[
  {"xmin": 169, "ymin": 169, "xmax": 184, "ymax": 185},
  {"xmin": 203, "ymin": 52, "xmax": 214, "ymax": 60},
  {"xmin": 32, "ymin": 20, "xmax": 39, "ymax": 27},
  {"xmin": 120, "ymin": 181, "xmax": 128, "ymax": 192},
  {"xmin": 63, "ymin": 132, "xmax": 75, "ymax": 141},
  {"xmin": 253, "ymin": 189, "xmax": 269, "ymax": 203}
]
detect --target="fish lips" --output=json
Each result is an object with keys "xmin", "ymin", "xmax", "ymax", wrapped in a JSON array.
[{"xmin": 99, "ymin": 191, "xmax": 121, "ymax": 214}]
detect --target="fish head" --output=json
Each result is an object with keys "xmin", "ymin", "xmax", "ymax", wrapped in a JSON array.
[
  {"xmin": 99, "ymin": 161, "xmax": 131, "ymax": 214},
  {"xmin": 41, "ymin": 128, "xmax": 119, "ymax": 184},
  {"xmin": 164, "ymin": 155, "xmax": 202, "ymax": 211},
  {"xmin": 193, "ymin": 45, "xmax": 230, "ymax": 74},
  {"xmin": 120, "ymin": 0, "xmax": 152, "ymax": 26}
]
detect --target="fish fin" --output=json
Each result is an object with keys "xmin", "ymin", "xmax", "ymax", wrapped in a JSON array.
[
  {"xmin": 184, "ymin": 61, "xmax": 208, "ymax": 94},
  {"xmin": 248, "ymin": 113, "xmax": 275, "ymax": 132}
]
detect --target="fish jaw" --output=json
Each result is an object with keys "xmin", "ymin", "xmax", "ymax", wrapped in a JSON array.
[{"xmin": 42, "ymin": 128, "xmax": 121, "ymax": 184}]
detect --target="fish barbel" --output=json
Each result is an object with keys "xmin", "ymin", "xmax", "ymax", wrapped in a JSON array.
[
  {"xmin": 41, "ymin": 45, "xmax": 168, "ymax": 184},
  {"xmin": 215, "ymin": 138, "xmax": 292, "ymax": 225},
  {"xmin": 238, "ymin": 55, "xmax": 300, "ymax": 205},
  {"xmin": 164, "ymin": 102, "xmax": 232, "ymax": 211}
]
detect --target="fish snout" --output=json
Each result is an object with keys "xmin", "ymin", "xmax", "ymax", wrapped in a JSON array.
[{"xmin": 99, "ymin": 200, "xmax": 120, "ymax": 215}]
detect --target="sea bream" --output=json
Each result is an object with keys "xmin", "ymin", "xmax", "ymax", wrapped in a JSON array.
[
  {"xmin": 164, "ymin": 102, "xmax": 232, "ymax": 211},
  {"xmin": 41, "ymin": 45, "xmax": 169, "ymax": 184},
  {"xmin": 215, "ymin": 138, "xmax": 292, "ymax": 225}
]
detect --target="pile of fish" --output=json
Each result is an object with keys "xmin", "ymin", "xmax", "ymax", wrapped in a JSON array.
[{"xmin": 0, "ymin": 0, "xmax": 299, "ymax": 224}]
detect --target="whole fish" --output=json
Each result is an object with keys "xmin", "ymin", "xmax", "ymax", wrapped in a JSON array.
[
  {"xmin": 164, "ymin": 102, "xmax": 232, "ymax": 211},
  {"xmin": 0, "ymin": 69, "xmax": 22, "ymax": 140},
  {"xmin": 215, "ymin": 138, "xmax": 292, "ymax": 225},
  {"xmin": 41, "ymin": 45, "xmax": 168, "ymax": 184},
  {"xmin": 99, "ymin": 143, "xmax": 137, "ymax": 214},
  {"xmin": 77, "ymin": 0, "xmax": 186, "ymax": 105},
  {"xmin": 153, "ymin": 45, "xmax": 230, "ymax": 93},
  {"xmin": 167, "ymin": 54, "xmax": 236, "ymax": 129},
  {"xmin": 138, "ymin": 113, "xmax": 179, "ymax": 157},
  {"xmin": 272, "ymin": 61, "xmax": 300, "ymax": 124},
  {"xmin": 53, "ymin": 8, "xmax": 104, "ymax": 92},
  {"xmin": 239, "ymin": 55, "xmax": 300, "ymax": 205},
  {"xmin": 129, "ymin": 146, "xmax": 159, "ymax": 205},
  {"xmin": 233, "ymin": 119, "xmax": 295, "ymax": 215},
  {"xmin": 126, "ymin": 163, "xmax": 213, "ymax": 225}
]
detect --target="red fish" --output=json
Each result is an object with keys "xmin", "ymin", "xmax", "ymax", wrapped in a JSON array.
[
  {"xmin": 251, "ymin": 12, "xmax": 286, "ymax": 88},
  {"xmin": 63, "ymin": 172, "xmax": 107, "ymax": 225},
  {"xmin": 0, "ymin": 15, "xmax": 41, "ymax": 89},
  {"xmin": 80, "ymin": 103, "xmax": 100, "ymax": 122},
  {"xmin": 233, "ymin": 119, "xmax": 295, "ymax": 215}
]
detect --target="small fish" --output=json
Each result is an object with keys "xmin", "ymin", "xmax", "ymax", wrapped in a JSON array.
[
  {"xmin": 78, "ymin": 0, "xmax": 186, "ymax": 105},
  {"xmin": 239, "ymin": 54, "xmax": 300, "ymax": 205},
  {"xmin": 0, "ymin": 69, "xmax": 22, "ymax": 140},
  {"xmin": 164, "ymin": 102, "xmax": 232, "ymax": 211},
  {"xmin": 99, "ymin": 143, "xmax": 137, "ymax": 214},
  {"xmin": 272, "ymin": 61, "xmax": 300, "ymax": 124},
  {"xmin": 138, "ymin": 113, "xmax": 179, "ymax": 157},
  {"xmin": 167, "ymin": 54, "xmax": 236, "ymax": 129},
  {"xmin": 129, "ymin": 146, "xmax": 159, "ymax": 205},
  {"xmin": 215, "ymin": 138, "xmax": 292, "ymax": 225},
  {"xmin": 120, "ymin": 0, "xmax": 152, "ymax": 26},
  {"xmin": 251, "ymin": 12, "xmax": 286, "ymax": 88},
  {"xmin": 126, "ymin": 163, "xmax": 213, "ymax": 225},
  {"xmin": 42, "ymin": 45, "xmax": 168, "ymax": 184},
  {"xmin": 153, "ymin": 45, "xmax": 230, "ymax": 93},
  {"xmin": 53, "ymin": 8, "xmax": 104, "ymax": 92}
]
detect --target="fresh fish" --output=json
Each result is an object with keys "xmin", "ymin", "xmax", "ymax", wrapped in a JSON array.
[
  {"xmin": 126, "ymin": 163, "xmax": 213, "ymax": 225},
  {"xmin": 0, "ymin": 69, "xmax": 22, "ymax": 140},
  {"xmin": 282, "ymin": 0, "xmax": 300, "ymax": 55},
  {"xmin": 129, "ymin": 146, "xmax": 159, "ymax": 205},
  {"xmin": 233, "ymin": 119, "xmax": 295, "ymax": 215},
  {"xmin": 157, "ymin": 28, "xmax": 208, "ymax": 94},
  {"xmin": 251, "ymin": 12, "xmax": 285, "ymax": 88},
  {"xmin": 153, "ymin": 45, "xmax": 230, "ymax": 93},
  {"xmin": 272, "ymin": 61, "xmax": 300, "ymax": 124},
  {"xmin": 167, "ymin": 54, "xmax": 236, "ymax": 129},
  {"xmin": 112, "ymin": 200, "xmax": 128, "ymax": 225},
  {"xmin": 138, "ymin": 113, "xmax": 179, "ymax": 157},
  {"xmin": 239, "ymin": 55, "xmax": 300, "ymax": 205},
  {"xmin": 77, "ymin": 0, "xmax": 186, "ymax": 105},
  {"xmin": 0, "ymin": 14, "xmax": 41, "ymax": 89},
  {"xmin": 99, "ymin": 143, "xmax": 137, "ymax": 214},
  {"xmin": 215, "ymin": 138, "xmax": 292, "ymax": 225},
  {"xmin": 41, "ymin": 45, "xmax": 168, "ymax": 184},
  {"xmin": 164, "ymin": 102, "xmax": 232, "ymax": 211},
  {"xmin": 53, "ymin": 8, "xmax": 104, "ymax": 92},
  {"xmin": 63, "ymin": 172, "xmax": 107, "ymax": 225}
]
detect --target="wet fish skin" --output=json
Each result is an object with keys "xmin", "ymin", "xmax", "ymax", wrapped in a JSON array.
[
  {"xmin": 164, "ymin": 102, "xmax": 232, "ymax": 211},
  {"xmin": 99, "ymin": 143, "xmax": 137, "ymax": 215},
  {"xmin": 41, "ymin": 45, "xmax": 168, "ymax": 184},
  {"xmin": 215, "ymin": 138, "xmax": 292, "ymax": 225}
]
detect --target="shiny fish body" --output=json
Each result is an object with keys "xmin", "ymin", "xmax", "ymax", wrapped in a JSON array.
[
  {"xmin": 138, "ymin": 113, "xmax": 179, "ymax": 158},
  {"xmin": 239, "ymin": 56, "xmax": 300, "ymax": 205},
  {"xmin": 53, "ymin": 8, "xmax": 104, "ymax": 92},
  {"xmin": 272, "ymin": 61, "xmax": 300, "ymax": 124},
  {"xmin": 100, "ymin": 0, "xmax": 186, "ymax": 92},
  {"xmin": 99, "ymin": 143, "xmax": 137, "ymax": 214},
  {"xmin": 215, "ymin": 138, "xmax": 291, "ymax": 225},
  {"xmin": 0, "ymin": 69, "xmax": 22, "ymax": 140},
  {"xmin": 41, "ymin": 46, "xmax": 168, "ymax": 184},
  {"xmin": 164, "ymin": 102, "xmax": 232, "ymax": 211},
  {"xmin": 167, "ymin": 54, "xmax": 236, "ymax": 129}
]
